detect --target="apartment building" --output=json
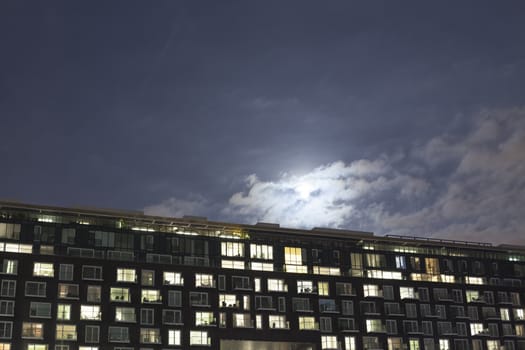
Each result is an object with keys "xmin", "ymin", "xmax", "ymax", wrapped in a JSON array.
[{"xmin": 0, "ymin": 201, "xmax": 524, "ymax": 350}]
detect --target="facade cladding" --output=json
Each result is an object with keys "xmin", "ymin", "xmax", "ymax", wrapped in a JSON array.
[{"xmin": 0, "ymin": 202, "xmax": 525, "ymax": 350}]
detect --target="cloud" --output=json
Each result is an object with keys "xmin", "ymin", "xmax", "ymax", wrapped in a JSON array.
[
  {"xmin": 146, "ymin": 107, "xmax": 525, "ymax": 245},
  {"xmin": 144, "ymin": 196, "xmax": 208, "ymax": 218}
]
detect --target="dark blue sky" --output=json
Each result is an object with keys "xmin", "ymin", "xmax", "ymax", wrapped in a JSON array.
[{"xmin": 1, "ymin": 1, "xmax": 525, "ymax": 243}]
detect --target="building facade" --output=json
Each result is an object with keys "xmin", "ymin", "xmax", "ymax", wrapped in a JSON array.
[{"xmin": 0, "ymin": 201, "xmax": 525, "ymax": 350}]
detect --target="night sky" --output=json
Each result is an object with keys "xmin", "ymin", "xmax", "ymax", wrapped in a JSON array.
[{"xmin": 2, "ymin": 1, "xmax": 525, "ymax": 244}]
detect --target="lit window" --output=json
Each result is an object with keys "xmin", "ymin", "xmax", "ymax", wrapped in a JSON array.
[
  {"xmin": 268, "ymin": 279, "xmax": 287, "ymax": 292},
  {"xmin": 33, "ymin": 263, "xmax": 53, "ymax": 277},
  {"xmin": 195, "ymin": 274, "xmax": 215, "ymax": 288},
  {"xmin": 141, "ymin": 290, "xmax": 161, "ymax": 303},
  {"xmin": 22, "ymin": 322, "xmax": 43, "ymax": 339},
  {"xmin": 318, "ymin": 281, "xmax": 329, "ymax": 296},
  {"xmin": 196, "ymin": 311, "xmax": 214, "ymax": 326},
  {"xmin": 366, "ymin": 254, "xmax": 386, "ymax": 268},
  {"xmin": 345, "ymin": 336, "xmax": 356, "ymax": 350},
  {"xmin": 58, "ymin": 284, "xmax": 79, "ymax": 299},
  {"xmin": 80, "ymin": 305, "xmax": 101, "ymax": 320},
  {"xmin": 250, "ymin": 262, "xmax": 274, "ymax": 271},
  {"xmin": 221, "ymin": 242, "xmax": 244, "ymax": 257},
  {"xmin": 1, "ymin": 260, "xmax": 17, "ymax": 275},
  {"xmin": 27, "ymin": 345, "xmax": 47, "ymax": 350},
  {"xmin": 269, "ymin": 315, "xmax": 287, "ymax": 329},
  {"xmin": 233, "ymin": 313, "xmax": 252, "ymax": 328},
  {"xmin": 115, "ymin": 307, "xmax": 136, "ymax": 323},
  {"xmin": 250, "ymin": 244, "xmax": 273, "ymax": 260},
  {"xmin": 57, "ymin": 304, "xmax": 71, "ymax": 320},
  {"xmin": 140, "ymin": 328, "xmax": 160, "ymax": 344},
  {"xmin": 284, "ymin": 247, "xmax": 303, "ymax": 265},
  {"xmin": 221, "ymin": 260, "xmax": 245, "ymax": 269},
  {"xmin": 116, "ymin": 269, "xmax": 136, "ymax": 283},
  {"xmin": 0, "ymin": 223, "xmax": 20, "ymax": 240},
  {"xmin": 110, "ymin": 288, "xmax": 130, "ymax": 302},
  {"xmin": 299, "ymin": 316, "xmax": 316, "ymax": 330},
  {"xmin": 363, "ymin": 284, "xmax": 381, "ymax": 297},
  {"xmin": 313, "ymin": 266, "xmax": 341, "ymax": 276},
  {"xmin": 190, "ymin": 330, "xmax": 210, "ymax": 346},
  {"xmin": 141, "ymin": 270, "xmax": 154, "ymax": 286},
  {"xmin": 395, "ymin": 256, "xmax": 406, "ymax": 269},
  {"xmin": 425, "ymin": 258, "xmax": 440, "ymax": 274},
  {"xmin": 168, "ymin": 329, "xmax": 181, "ymax": 345},
  {"xmin": 163, "ymin": 272, "xmax": 183, "ymax": 285},
  {"xmin": 297, "ymin": 280, "xmax": 314, "ymax": 294},
  {"xmin": 321, "ymin": 335, "xmax": 338, "ymax": 349},
  {"xmin": 219, "ymin": 294, "xmax": 237, "ymax": 308}
]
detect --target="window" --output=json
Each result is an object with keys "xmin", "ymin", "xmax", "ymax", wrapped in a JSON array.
[
  {"xmin": 58, "ymin": 283, "xmax": 79, "ymax": 299},
  {"xmin": 501, "ymin": 308, "xmax": 510, "ymax": 321},
  {"xmin": 1, "ymin": 260, "xmax": 17, "ymax": 275},
  {"xmin": 345, "ymin": 336, "xmax": 357, "ymax": 350},
  {"xmin": 141, "ymin": 289, "xmax": 161, "ymax": 303},
  {"xmin": 233, "ymin": 313, "xmax": 251, "ymax": 327},
  {"xmin": 284, "ymin": 247, "xmax": 303, "ymax": 265},
  {"xmin": 168, "ymin": 290, "xmax": 182, "ymax": 307},
  {"xmin": 297, "ymin": 280, "xmax": 314, "ymax": 293},
  {"xmin": 190, "ymin": 330, "xmax": 210, "ymax": 345},
  {"xmin": 366, "ymin": 254, "xmax": 386, "ymax": 267},
  {"xmin": 250, "ymin": 261, "xmax": 273, "ymax": 271},
  {"xmin": 109, "ymin": 327, "xmax": 129, "ymax": 342},
  {"xmin": 168, "ymin": 329, "xmax": 181, "ymax": 345},
  {"xmin": 25, "ymin": 282, "xmax": 46, "ymax": 297},
  {"xmin": 59, "ymin": 264, "xmax": 73, "ymax": 281},
  {"xmin": 196, "ymin": 274, "xmax": 214, "ymax": 288},
  {"xmin": 363, "ymin": 284, "xmax": 381, "ymax": 297},
  {"xmin": 404, "ymin": 320, "xmax": 419, "ymax": 333},
  {"xmin": 141, "ymin": 308, "xmax": 154, "ymax": 325},
  {"xmin": 425, "ymin": 258, "xmax": 440, "ymax": 274},
  {"xmin": 319, "ymin": 299, "xmax": 338, "ymax": 313},
  {"xmin": 299, "ymin": 316, "xmax": 316, "ymax": 330},
  {"xmin": 278, "ymin": 297, "xmax": 286, "ymax": 312},
  {"xmin": 0, "ymin": 223, "xmax": 20, "ymax": 240},
  {"xmin": 140, "ymin": 328, "xmax": 160, "ymax": 344},
  {"xmin": 406, "ymin": 303, "xmax": 417, "ymax": 318},
  {"xmin": 0, "ymin": 301, "xmax": 13, "ymax": 316},
  {"xmin": 56, "ymin": 324, "xmax": 77, "ymax": 340},
  {"xmin": 396, "ymin": 256, "xmax": 406, "ymax": 269},
  {"xmin": 82, "ymin": 266, "xmax": 102, "ymax": 280},
  {"xmin": 250, "ymin": 244, "xmax": 273, "ymax": 259},
  {"xmin": 360, "ymin": 301, "xmax": 377, "ymax": 314},
  {"xmin": 386, "ymin": 319, "xmax": 397, "ymax": 334},
  {"xmin": 437, "ymin": 322, "xmax": 453, "ymax": 335},
  {"xmin": 57, "ymin": 304, "xmax": 71, "ymax": 320},
  {"xmin": 400, "ymin": 287, "xmax": 417, "ymax": 299},
  {"xmin": 33, "ymin": 263, "xmax": 54, "ymax": 277},
  {"xmin": 163, "ymin": 309, "xmax": 182, "ymax": 324},
  {"xmin": 422, "ymin": 321, "xmax": 433, "ymax": 335},
  {"xmin": 62, "ymin": 228, "xmax": 76, "ymax": 244},
  {"xmin": 342, "ymin": 300, "xmax": 354, "ymax": 315},
  {"xmin": 471, "ymin": 323, "xmax": 484, "ymax": 335},
  {"xmin": 0, "ymin": 321, "xmax": 12, "ymax": 338},
  {"xmin": 29, "ymin": 302, "xmax": 51, "ymax": 318},
  {"xmin": 27, "ymin": 346, "xmax": 48, "ymax": 350},
  {"xmin": 339, "ymin": 318, "xmax": 356, "ymax": 331},
  {"xmin": 366, "ymin": 319, "xmax": 384, "ymax": 332},
  {"xmin": 336, "ymin": 283, "xmax": 353, "ymax": 296},
  {"xmin": 487, "ymin": 341, "xmax": 500, "ymax": 350},
  {"xmin": 268, "ymin": 279, "xmax": 287, "ymax": 292},
  {"xmin": 232, "ymin": 276, "xmax": 251, "ymax": 290},
  {"xmin": 190, "ymin": 292, "xmax": 208, "ymax": 306},
  {"xmin": 81, "ymin": 305, "xmax": 101, "ymax": 320},
  {"xmin": 116, "ymin": 269, "xmax": 136, "ymax": 283},
  {"xmin": 163, "ymin": 272, "xmax": 183, "ymax": 285},
  {"xmin": 116, "ymin": 307, "xmax": 136, "ymax": 323},
  {"xmin": 110, "ymin": 287, "xmax": 130, "ymax": 302},
  {"xmin": 321, "ymin": 335, "xmax": 338, "ymax": 349},
  {"xmin": 221, "ymin": 241, "xmax": 244, "ymax": 257},
  {"xmin": 256, "ymin": 296, "xmax": 274, "ymax": 310},
  {"xmin": 0, "ymin": 281, "xmax": 15, "ymax": 298},
  {"xmin": 269, "ymin": 315, "xmax": 287, "ymax": 329},
  {"xmin": 85, "ymin": 325, "xmax": 99, "ymax": 343},
  {"xmin": 86, "ymin": 285, "xmax": 101, "ymax": 303},
  {"xmin": 220, "ymin": 294, "xmax": 237, "ymax": 308},
  {"xmin": 318, "ymin": 281, "xmax": 329, "ymax": 296},
  {"xmin": 141, "ymin": 270, "xmax": 154, "ymax": 286},
  {"xmin": 320, "ymin": 317, "xmax": 332, "ymax": 332},
  {"xmin": 22, "ymin": 322, "xmax": 43, "ymax": 339}
]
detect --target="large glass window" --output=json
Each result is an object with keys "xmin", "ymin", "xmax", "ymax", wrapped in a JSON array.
[
  {"xmin": 57, "ymin": 304, "xmax": 71, "ymax": 320},
  {"xmin": 29, "ymin": 302, "xmax": 51, "ymax": 318},
  {"xmin": 221, "ymin": 242, "xmax": 244, "ymax": 257},
  {"xmin": 195, "ymin": 311, "xmax": 214, "ymax": 326},
  {"xmin": 0, "ymin": 321, "xmax": 12, "ymax": 339},
  {"xmin": 82, "ymin": 266, "xmax": 102, "ymax": 280},
  {"xmin": 108, "ymin": 327, "xmax": 129, "ymax": 343},
  {"xmin": 141, "ymin": 270, "xmax": 154, "ymax": 286},
  {"xmin": 0, "ymin": 301, "xmax": 14, "ymax": 316},
  {"xmin": 116, "ymin": 307, "xmax": 136, "ymax": 323},
  {"xmin": 85, "ymin": 325, "xmax": 99, "ymax": 343},
  {"xmin": 284, "ymin": 247, "xmax": 303, "ymax": 265},
  {"xmin": 168, "ymin": 290, "xmax": 182, "ymax": 307},
  {"xmin": 116, "ymin": 269, "xmax": 136, "ymax": 283},
  {"xmin": 56, "ymin": 324, "xmax": 76, "ymax": 341},
  {"xmin": 141, "ymin": 290, "xmax": 161, "ymax": 303},
  {"xmin": 195, "ymin": 274, "xmax": 215, "ymax": 288},
  {"xmin": 87, "ymin": 285, "xmax": 101, "ymax": 303},
  {"xmin": 25, "ymin": 282, "xmax": 46, "ymax": 297},
  {"xmin": 163, "ymin": 272, "xmax": 183, "ymax": 285},
  {"xmin": 268, "ymin": 279, "xmax": 287, "ymax": 292},
  {"xmin": 58, "ymin": 284, "xmax": 79, "ymax": 299},
  {"xmin": 59, "ymin": 264, "xmax": 73, "ymax": 281},
  {"xmin": 250, "ymin": 244, "xmax": 273, "ymax": 260},
  {"xmin": 1, "ymin": 260, "xmax": 17, "ymax": 275},
  {"xmin": 321, "ymin": 335, "xmax": 338, "ymax": 350},
  {"xmin": 163, "ymin": 309, "xmax": 182, "ymax": 324},
  {"xmin": 299, "ymin": 316, "xmax": 316, "ymax": 330},
  {"xmin": 168, "ymin": 329, "xmax": 181, "ymax": 345},
  {"xmin": 140, "ymin": 328, "xmax": 160, "ymax": 344},
  {"xmin": 33, "ymin": 263, "xmax": 54, "ymax": 277},
  {"xmin": 22, "ymin": 322, "xmax": 43, "ymax": 339},
  {"xmin": 190, "ymin": 330, "xmax": 210, "ymax": 346},
  {"xmin": 110, "ymin": 288, "xmax": 130, "ymax": 302},
  {"xmin": 141, "ymin": 308, "xmax": 154, "ymax": 325},
  {"xmin": 80, "ymin": 305, "xmax": 101, "ymax": 320},
  {"xmin": 0, "ymin": 281, "xmax": 15, "ymax": 298},
  {"xmin": 269, "ymin": 315, "xmax": 287, "ymax": 329},
  {"xmin": 0, "ymin": 223, "xmax": 20, "ymax": 240}
]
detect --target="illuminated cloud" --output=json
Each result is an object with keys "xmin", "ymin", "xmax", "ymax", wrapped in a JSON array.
[{"xmin": 146, "ymin": 108, "xmax": 525, "ymax": 244}]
